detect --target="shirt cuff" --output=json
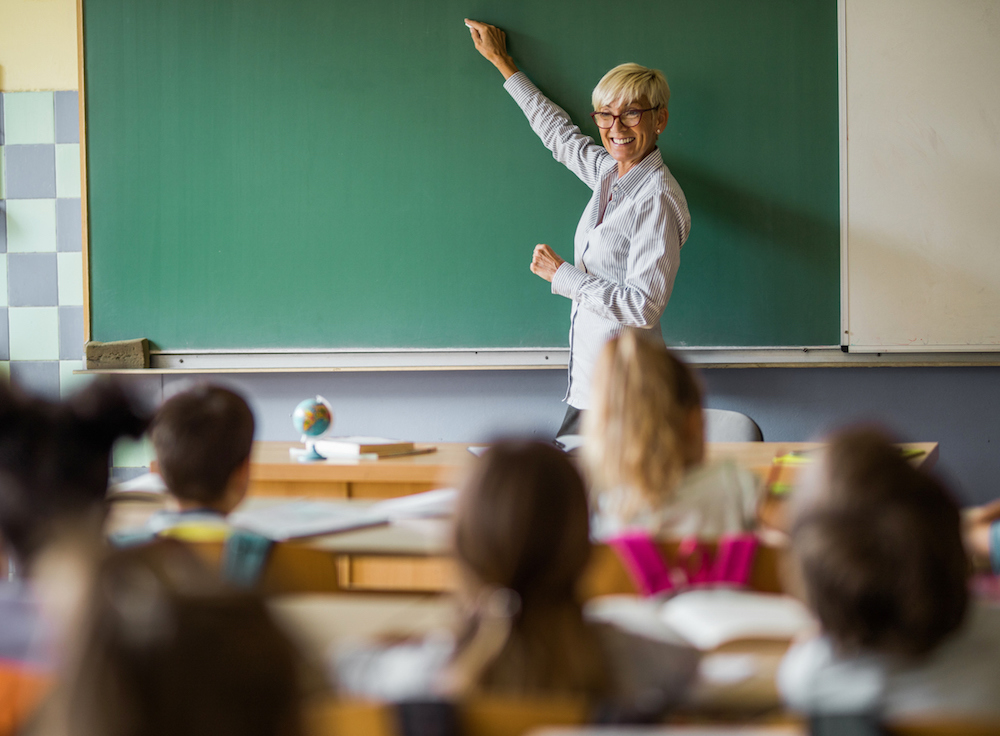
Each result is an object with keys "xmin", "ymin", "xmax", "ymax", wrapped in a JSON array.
[
  {"xmin": 503, "ymin": 71, "xmax": 536, "ymax": 106},
  {"xmin": 551, "ymin": 262, "xmax": 587, "ymax": 300}
]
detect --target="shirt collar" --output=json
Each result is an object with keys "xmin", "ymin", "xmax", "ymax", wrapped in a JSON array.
[{"xmin": 606, "ymin": 147, "xmax": 664, "ymax": 199}]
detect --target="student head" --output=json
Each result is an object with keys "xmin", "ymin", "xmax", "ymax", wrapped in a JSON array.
[
  {"xmin": 452, "ymin": 439, "xmax": 608, "ymax": 696},
  {"xmin": 54, "ymin": 540, "xmax": 305, "ymax": 736},
  {"xmin": 790, "ymin": 427, "xmax": 968, "ymax": 658},
  {"xmin": 151, "ymin": 385, "xmax": 254, "ymax": 514},
  {"xmin": 584, "ymin": 332, "xmax": 704, "ymax": 520},
  {"xmin": 0, "ymin": 379, "xmax": 149, "ymax": 569}
]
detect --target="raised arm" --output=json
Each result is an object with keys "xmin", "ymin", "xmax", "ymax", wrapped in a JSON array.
[
  {"xmin": 466, "ymin": 19, "xmax": 610, "ymax": 190},
  {"xmin": 465, "ymin": 19, "xmax": 519, "ymax": 80}
]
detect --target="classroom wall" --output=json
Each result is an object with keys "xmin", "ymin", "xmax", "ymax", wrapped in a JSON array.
[
  {"xmin": 0, "ymin": 0, "xmax": 79, "ymax": 92},
  {"xmin": 103, "ymin": 366, "xmax": 1000, "ymax": 506},
  {"xmin": 7, "ymin": 1, "xmax": 999, "ymax": 507}
]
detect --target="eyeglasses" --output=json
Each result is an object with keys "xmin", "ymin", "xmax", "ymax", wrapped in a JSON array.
[{"xmin": 589, "ymin": 107, "xmax": 658, "ymax": 129}]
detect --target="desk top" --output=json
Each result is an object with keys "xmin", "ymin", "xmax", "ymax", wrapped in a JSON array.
[
  {"xmin": 251, "ymin": 441, "xmax": 939, "ymax": 485},
  {"xmin": 269, "ymin": 593, "xmax": 793, "ymax": 718}
]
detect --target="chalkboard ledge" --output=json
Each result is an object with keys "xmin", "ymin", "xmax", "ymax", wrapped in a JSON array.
[{"xmin": 71, "ymin": 347, "xmax": 1000, "ymax": 374}]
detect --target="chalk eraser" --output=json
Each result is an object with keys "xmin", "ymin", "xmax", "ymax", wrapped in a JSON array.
[{"xmin": 85, "ymin": 338, "xmax": 150, "ymax": 370}]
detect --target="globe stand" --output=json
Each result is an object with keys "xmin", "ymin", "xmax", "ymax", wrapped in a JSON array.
[{"xmin": 299, "ymin": 437, "xmax": 327, "ymax": 463}]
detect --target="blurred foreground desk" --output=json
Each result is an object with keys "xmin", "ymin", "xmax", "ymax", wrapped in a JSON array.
[{"xmin": 248, "ymin": 441, "xmax": 938, "ymax": 500}]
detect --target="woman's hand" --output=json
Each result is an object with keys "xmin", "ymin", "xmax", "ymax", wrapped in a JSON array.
[
  {"xmin": 530, "ymin": 244, "xmax": 565, "ymax": 283},
  {"xmin": 465, "ymin": 19, "xmax": 519, "ymax": 80}
]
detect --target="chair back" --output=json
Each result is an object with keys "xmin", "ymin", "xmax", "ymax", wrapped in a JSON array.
[
  {"xmin": 704, "ymin": 408, "xmax": 764, "ymax": 442},
  {"xmin": 306, "ymin": 696, "xmax": 588, "ymax": 736},
  {"xmin": 184, "ymin": 539, "xmax": 342, "ymax": 594},
  {"xmin": 886, "ymin": 720, "xmax": 1000, "ymax": 736}
]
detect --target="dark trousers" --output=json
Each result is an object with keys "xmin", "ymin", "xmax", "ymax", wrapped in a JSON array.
[{"xmin": 556, "ymin": 405, "xmax": 584, "ymax": 437}]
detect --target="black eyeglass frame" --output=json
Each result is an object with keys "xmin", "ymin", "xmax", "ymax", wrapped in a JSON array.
[{"xmin": 589, "ymin": 106, "xmax": 659, "ymax": 129}]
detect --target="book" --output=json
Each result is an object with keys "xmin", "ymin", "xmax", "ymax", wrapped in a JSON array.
[
  {"xmin": 659, "ymin": 589, "xmax": 816, "ymax": 650},
  {"xmin": 312, "ymin": 436, "xmax": 415, "ymax": 458}
]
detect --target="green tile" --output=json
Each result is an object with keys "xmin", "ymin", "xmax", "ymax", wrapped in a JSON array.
[
  {"xmin": 3, "ymin": 92, "xmax": 55, "ymax": 145},
  {"xmin": 9, "ymin": 306, "xmax": 59, "ymax": 360},
  {"xmin": 0, "ymin": 362, "xmax": 9, "ymax": 383},
  {"xmin": 0, "ymin": 256, "xmax": 7, "ymax": 306},
  {"xmin": 6, "ymin": 199, "xmax": 57, "ymax": 252},
  {"xmin": 57, "ymin": 252, "xmax": 84, "ymax": 305},
  {"xmin": 113, "ymin": 435, "xmax": 155, "ymax": 468},
  {"xmin": 55, "ymin": 144, "xmax": 81, "ymax": 198},
  {"xmin": 59, "ymin": 360, "xmax": 94, "ymax": 397}
]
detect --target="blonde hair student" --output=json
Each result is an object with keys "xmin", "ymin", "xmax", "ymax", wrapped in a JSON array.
[{"xmin": 584, "ymin": 332, "xmax": 760, "ymax": 539}]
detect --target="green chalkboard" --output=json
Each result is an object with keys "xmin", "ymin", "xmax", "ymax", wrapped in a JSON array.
[{"xmin": 83, "ymin": 0, "xmax": 840, "ymax": 351}]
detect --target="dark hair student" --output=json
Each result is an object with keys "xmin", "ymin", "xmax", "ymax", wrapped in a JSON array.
[
  {"xmin": 0, "ymin": 379, "xmax": 149, "ymax": 567},
  {"xmin": 151, "ymin": 384, "xmax": 255, "ymax": 508}
]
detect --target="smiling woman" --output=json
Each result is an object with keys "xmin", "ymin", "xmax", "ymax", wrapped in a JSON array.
[{"xmin": 466, "ymin": 20, "xmax": 690, "ymax": 434}]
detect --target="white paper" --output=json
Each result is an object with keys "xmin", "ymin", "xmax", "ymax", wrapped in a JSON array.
[
  {"xmin": 660, "ymin": 589, "xmax": 815, "ymax": 650},
  {"xmin": 108, "ymin": 472, "xmax": 168, "ymax": 496}
]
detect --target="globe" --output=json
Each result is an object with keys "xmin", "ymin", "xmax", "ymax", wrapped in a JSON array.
[{"xmin": 292, "ymin": 396, "xmax": 333, "ymax": 439}]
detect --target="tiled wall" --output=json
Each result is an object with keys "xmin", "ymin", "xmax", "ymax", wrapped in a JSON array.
[{"xmin": 0, "ymin": 90, "xmax": 90, "ymax": 398}]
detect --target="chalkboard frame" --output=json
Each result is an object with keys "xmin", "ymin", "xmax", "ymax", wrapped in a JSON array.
[{"xmin": 79, "ymin": 0, "xmax": 858, "ymax": 369}]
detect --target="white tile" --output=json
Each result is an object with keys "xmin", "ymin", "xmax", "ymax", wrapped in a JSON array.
[
  {"xmin": 113, "ymin": 436, "xmax": 156, "ymax": 468},
  {"xmin": 57, "ymin": 252, "xmax": 84, "ymax": 305},
  {"xmin": 55, "ymin": 144, "xmax": 81, "ymax": 198},
  {"xmin": 1, "ymin": 147, "xmax": 5, "ymax": 199},
  {"xmin": 0, "ymin": 256, "xmax": 7, "ymax": 307},
  {"xmin": 59, "ymin": 360, "xmax": 93, "ymax": 397},
  {"xmin": 6, "ymin": 199, "xmax": 57, "ymax": 253},
  {"xmin": 8, "ymin": 306, "xmax": 59, "ymax": 360},
  {"xmin": 3, "ymin": 92, "xmax": 55, "ymax": 145}
]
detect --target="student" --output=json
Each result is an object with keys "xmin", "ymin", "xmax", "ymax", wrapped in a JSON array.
[
  {"xmin": 583, "ymin": 331, "xmax": 759, "ymax": 539},
  {"xmin": 778, "ymin": 427, "xmax": 1000, "ymax": 718},
  {"xmin": 30, "ymin": 540, "xmax": 306, "ymax": 736},
  {"xmin": 114, "ymin": 385, "xmax": 268, "ymax": 584},
  {"xmin": 334, "ymin": 440, "xmax": 699, "ymax": 713},
  {"xmin": 0, "ymin": 380, "xmax": 149, "ymax": 736}
]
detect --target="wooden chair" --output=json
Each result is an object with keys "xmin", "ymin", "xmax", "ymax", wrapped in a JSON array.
[
  {"xmin": 885, "ymin": 719, "xmax": 1000, "ymax": 736},
  {"xmin": 307, "ymin": 696, "xmax": 588, "ymax": 736},
  {"xmin": 579, "ymin": 539, "xmax": 786, "ymax": 599},
  {"xmin": 184, "ymin": 539, "xmax": 343, "ymax": 594}
]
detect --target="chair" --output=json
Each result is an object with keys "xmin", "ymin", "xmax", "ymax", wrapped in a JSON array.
[
  {"xmin": 703, "ymin": 408, "xmax": 764, "ymax": 442},
  {"xmin": 307, "ymin": 696, "xmax": 588, "ymax": 736},
  {"xmin": 185, "ymin": 540, "xmax": 343, "ymax": 594},
  {"xmin": 885, "ymin": 720, "xmax": 1000, "ymax": 736}
]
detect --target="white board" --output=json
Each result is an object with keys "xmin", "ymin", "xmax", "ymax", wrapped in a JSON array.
[{"xmin": 845, "ymin": 0, "xmax": 1000, "ymax": 351}]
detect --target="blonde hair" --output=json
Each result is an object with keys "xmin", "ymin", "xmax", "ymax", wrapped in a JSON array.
[
  {"xmin": 583, "ymin": 332, "xmax": 702, "ymax": 523},
  {"xmin": 592, "ymin": 63, "xmax": 671, "ymax": 111}
]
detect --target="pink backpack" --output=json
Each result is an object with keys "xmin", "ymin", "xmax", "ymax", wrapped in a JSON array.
[{"xmin": 607, "ymin": 532, "xmax": 758, "ymax": 596}]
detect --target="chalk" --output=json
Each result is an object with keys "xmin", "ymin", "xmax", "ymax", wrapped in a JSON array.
[{"xmin": 465, "ymin": 21, "xmax": 473, "ymax": 28}]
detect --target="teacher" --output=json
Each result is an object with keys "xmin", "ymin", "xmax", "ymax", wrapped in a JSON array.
[{"xmin": 466, "ymin": 20, "xmax": 691, "ymax": 437}]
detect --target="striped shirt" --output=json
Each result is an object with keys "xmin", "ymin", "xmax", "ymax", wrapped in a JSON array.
[{"xmin": 504, "ymin": 72, "xmax": 691, "ymax": 409}]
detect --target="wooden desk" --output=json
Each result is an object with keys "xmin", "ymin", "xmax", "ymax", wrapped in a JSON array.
[
  {"xmin": 249, "ymin": 441, "xmax": 939, "ymax": 499},
  {"xmin": 269, "ymin": 593, "xmax": 796, "ymax": 720}
]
